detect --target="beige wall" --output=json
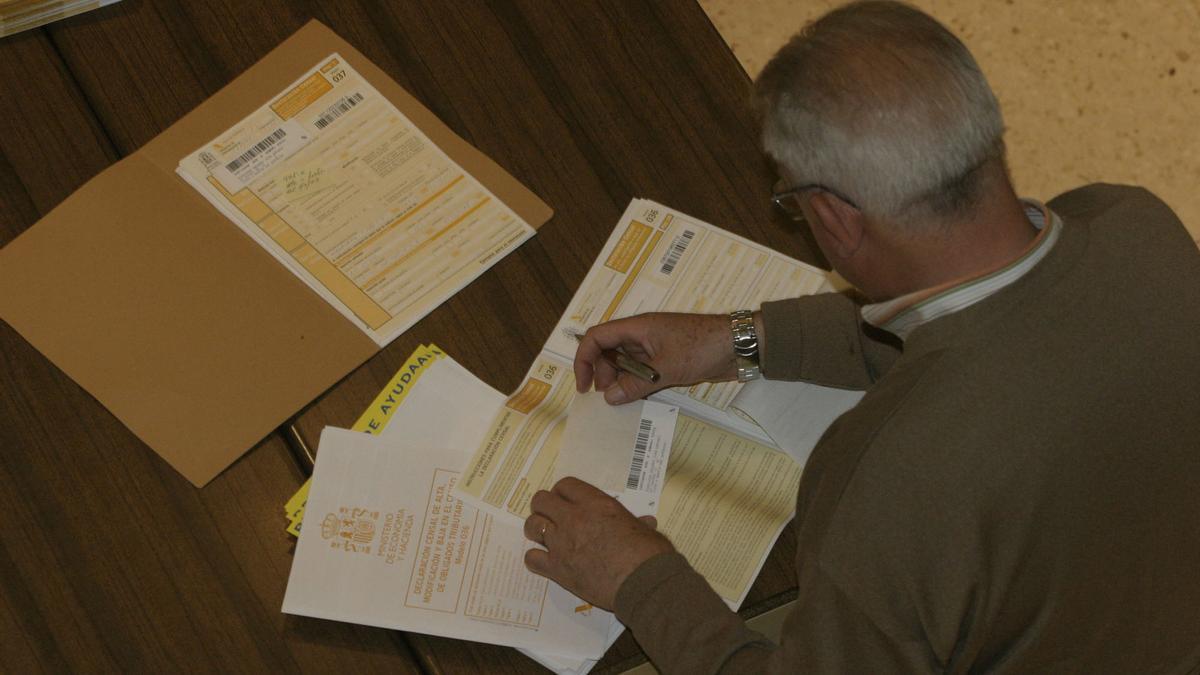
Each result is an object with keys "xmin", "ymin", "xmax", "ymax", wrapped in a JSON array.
[{"xmin": 701, "ymin": 0, "xmax": 1200, "ymax": 245}]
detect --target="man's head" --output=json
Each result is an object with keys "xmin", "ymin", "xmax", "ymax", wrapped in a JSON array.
[{"xmin": 755, "ymin": 1, "xmax": 1025, "ymax": 298}]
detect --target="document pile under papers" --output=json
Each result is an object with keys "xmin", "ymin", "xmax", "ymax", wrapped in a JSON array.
[
  {"xmin": 0, "ymin": 0, "xmax": 122, "ymax": 37},
  {"xmin": 280, "ymin": 347, "xmax": 662, "ymax": 669},
  {"xmin": 283, "ymin": 344, "xmax": 449, "ymax": 536},
  {"xmin": 283, "ymin": 200, "xmax": 870, "ymax": 672},
  {"xmin": 284, "ymin": 354, "xmax": 620, "ymax": 660}
]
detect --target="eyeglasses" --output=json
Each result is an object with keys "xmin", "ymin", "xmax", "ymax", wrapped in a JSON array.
[{"xmin": 771, "ymin": 179, "xmax": 860, "ymax": 222}]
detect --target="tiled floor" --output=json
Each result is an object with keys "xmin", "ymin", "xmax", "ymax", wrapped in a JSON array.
[{"xmin": 700, "ymin": 0, "xmax": 1200, "ymax": 247}]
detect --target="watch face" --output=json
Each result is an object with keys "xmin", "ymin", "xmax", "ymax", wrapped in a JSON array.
[
  {"xmin": 733, "ymin": 329, "xmax": 757, "ymax": 354},
  {"xmin": 731, "ymin": 310, "xmax": 758, "ymax": 357}
]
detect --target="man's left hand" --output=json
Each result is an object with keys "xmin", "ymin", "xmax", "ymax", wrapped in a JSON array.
[{"xmin": 523, "ymin": 477, "xmax": 675, "ymax": 610}]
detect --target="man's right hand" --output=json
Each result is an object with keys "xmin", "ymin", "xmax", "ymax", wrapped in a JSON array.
[{"xmin": 573, "ymin": 312, "xmax": 737, "ymax": 405}]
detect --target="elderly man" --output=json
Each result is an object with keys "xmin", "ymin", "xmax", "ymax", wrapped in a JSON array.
[{"xmin": 522, "ymin": 1, "xmax": 1200, "ymax": 671}]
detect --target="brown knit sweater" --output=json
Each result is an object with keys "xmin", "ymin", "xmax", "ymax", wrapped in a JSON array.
[{"xmin": 613, "ymin": 184, "xmax": 1200, "ymax": 673}]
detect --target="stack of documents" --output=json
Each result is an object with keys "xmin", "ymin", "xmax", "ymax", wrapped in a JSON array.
[
  {"xmin": 0, "ymin": 23, "xmax": 552, "ymax": 489},
  {"xmin": 282, "ymin": 200, "xmax": 865, "ymax": 672},
  {"xmin": 0, "ymin": 0, "xmax": 121, "ymax": 37},
  {"xmin": 283, "ymin": 344, "xmax": 448, "ymax": 536},
  {"xmin": 177, "ymin": 53, "xmax": 538, "ymax": 348},
  {"xmin": 284, "ymin": 352, "xmax": 621, "ymax": 661}
]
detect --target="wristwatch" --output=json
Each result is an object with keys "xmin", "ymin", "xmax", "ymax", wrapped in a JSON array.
[{"xmin": 730, "ymin": 309, "xmax": 761, "ymax": 382}]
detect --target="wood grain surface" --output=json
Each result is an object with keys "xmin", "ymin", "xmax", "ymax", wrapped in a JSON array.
[
  {"xmin": 0, "ymin": 13, "xmax": 422, "ymax": 673},
  {"xmin": 1, "ymin": 1, "xmax": 822, "ymax": 672}
]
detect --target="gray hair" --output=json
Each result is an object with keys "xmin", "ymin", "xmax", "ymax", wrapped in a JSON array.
[{"xmin": 755, "ymin": 1, "xmax": 1005, "ymax": 227}]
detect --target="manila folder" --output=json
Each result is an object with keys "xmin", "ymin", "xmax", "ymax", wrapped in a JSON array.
[{"xmin": 0, "ymin": 20, "xmax": 551, "ymax": 487}]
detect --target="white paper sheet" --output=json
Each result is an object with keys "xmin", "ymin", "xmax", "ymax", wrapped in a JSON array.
[
  {"xmin": 553, "ymin": 392, "xmax": 677, "ymax": 516},
  {"xmin": 283, "ymin": 360, "xmax": 616, "ymax": 659},
  {"xmin": 730, "ymin": 379, "xmax": 865, "ymax": 466}
]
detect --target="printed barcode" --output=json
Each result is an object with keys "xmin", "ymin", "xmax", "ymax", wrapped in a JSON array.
[
  {"xmin": 225, "ymin": 128, "xmax": 287, "ymax": 173},
  {"xmin": 660, "ymin": 229, "xmax": 695, "ymax": 275},
  {"xmin": 626, "ymin": 418, "xmax": 654, "ymax": 490},
  {"xmin": 314, "ymin": 92, "xmax": 364, "ymax": 130}
]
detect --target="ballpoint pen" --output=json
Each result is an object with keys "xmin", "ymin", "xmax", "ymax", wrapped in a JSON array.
[{"xmin": 572, "ymin": 332, "xmax": 661, "ymax": 384}]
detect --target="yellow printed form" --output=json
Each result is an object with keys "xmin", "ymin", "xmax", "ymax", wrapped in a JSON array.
[
  {"xmin": 455, "ymin": 198, "xmax": 828, "ymax": 531},
  {"xmin": 458, "ymin": 354, "xmax": 576, "ymax": 522},
  {"xmin": 178, "ymin": 54, "xmax": 535, "ymax": 346},
  {"xmin": 657, "ymin": 414, "xmax": 801, "ymax": 605},
  {"xmin": 456, "ymin": 346, "xmax": 678, "ymax": 528},
  {"xmin": 544, "ymin": 199, "xmax": 832, "ymax": 437}
]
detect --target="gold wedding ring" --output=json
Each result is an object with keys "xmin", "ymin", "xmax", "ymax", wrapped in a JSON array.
[{"xmin": 538, "ymin": 522, "xmax": 548, "ymax": 545}]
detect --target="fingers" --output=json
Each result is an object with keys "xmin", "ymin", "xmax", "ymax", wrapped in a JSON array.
[
  {"xmin": 573, "ymin": 330, "xmax": 604, "ymax": 393},
  {"xmin": 572, "ymin": 324, "xmax": 627, "ymax": 393},
  {"xmin": 524, "ymin": 547, "xmax": 553, "ymax": 578},
  {"xmin": 572, "ymin": 318, "xmax": 651, "ymax": 394},
  {"xmin": 603, "ymin": 372, "xmax": 657, "ymax": 405},
  {"xmin": 638, "ymin": 515, "xmax": 658, "ymax": 529},
  {"xmin": 586, "ymin": 317, "xmax": 652, "ymax": 353},
  {"xmin": 523, "ymin": 513, "xmax": 553, "ymax": 546},
  {"xmin": 529, "ymin": 487, "xmax": 570, "ymax": 519},
  {"xmin": 592, "ymin": 358, "xmax": 622, "ymax": 395},
  {"xmin": 550, "ymin": 476, "xmax": 608, "ymax": 503}
]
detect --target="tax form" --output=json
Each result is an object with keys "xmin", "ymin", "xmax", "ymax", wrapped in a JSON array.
[
  {"xmin": 456, "ymin": 198, "xmax": 829, "ymax": 523},
  {"xmin": 178, "ymin": 53, "xmax": 536, "ymax": 346},
  {"xmin": 283, "ymin": 358, "xmax": 615, "ymax": 659},
  {"xmin": 453, "ymin": 200, "xmax": 821, "ymax": 673},
  {"xmin": 555, "ymin": 198, "xmax": 833, "ymax": 441},
  {"xmin": 455, "ymin": 348, "xmax": 679, "ymax": 525}
]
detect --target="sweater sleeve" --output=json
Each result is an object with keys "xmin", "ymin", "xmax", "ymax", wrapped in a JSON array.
[
  {"xmin": 613, "ymin": 553, "xmax": 923, "ymax": 674},
  {"xmin": 760, "ymin": 293, "xmax": 901, "ymax": 388},
  {"xmin": 613, "ymin": 552, "xmax": 772, "ymax": 674}
]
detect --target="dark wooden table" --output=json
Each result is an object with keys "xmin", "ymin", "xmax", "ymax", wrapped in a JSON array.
[{"xmin": 0, "ymin": 1, "xmax": 822, "ymax": 672}]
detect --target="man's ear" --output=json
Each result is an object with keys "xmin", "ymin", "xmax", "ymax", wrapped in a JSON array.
[{"xmin": 808, "ymin": 191, "xmax": 865, "ymax": 258}]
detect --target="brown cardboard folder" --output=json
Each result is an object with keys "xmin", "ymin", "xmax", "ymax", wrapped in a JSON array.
[{"xmin": 0, "ymin": 21, "xmax": 552, "ymax": 487}]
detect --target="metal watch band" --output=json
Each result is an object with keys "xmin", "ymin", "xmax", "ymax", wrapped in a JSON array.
[
  {"xmin": 731, "ymin": 309, "xmax": 760, "ymax": 382},
  {"xmin": 730, "ymin": 309, "xmax": 759, "ymax": 358},
  {"xmin": 736, "ymin": 355, "xmax": 761, "ymax": 382}
]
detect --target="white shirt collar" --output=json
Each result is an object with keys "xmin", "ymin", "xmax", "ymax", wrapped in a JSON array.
[{"xmin": 860, "ymin": 200, "xmax": 1062, "ymax": 340}]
